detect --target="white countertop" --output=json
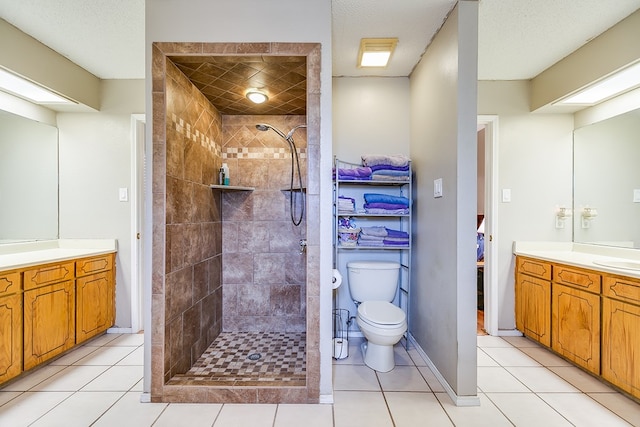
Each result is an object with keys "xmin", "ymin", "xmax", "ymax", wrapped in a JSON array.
[
  {"xmin": 0, "ymin": 239, "xmax": 117, "ymax": 270},
  {"xmin": 513, "ymin": 241, "xmax": 640, "ymax": 279}
]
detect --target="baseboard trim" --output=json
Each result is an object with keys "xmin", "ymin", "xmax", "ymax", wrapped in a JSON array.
[
  {"xmin": 495, "ymin": 329, "xmax": 524, "ymax": 337},
  {"xmin": 107, "ymin": 327, "xmax": 134, "ymax": 334},
  {"xmin": 407, "ymin": 333, "xmax": 480, "ymax": 407}
]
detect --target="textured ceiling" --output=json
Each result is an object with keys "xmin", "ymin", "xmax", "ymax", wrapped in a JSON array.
[{"xmin": 0, "ymin": 0, "xmax": 639, "ymax": 112}]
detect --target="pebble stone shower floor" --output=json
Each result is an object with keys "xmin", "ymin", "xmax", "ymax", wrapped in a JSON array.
[{"xmin": 168, "ymin": 332, "xmax": 306, "ymax": 387}]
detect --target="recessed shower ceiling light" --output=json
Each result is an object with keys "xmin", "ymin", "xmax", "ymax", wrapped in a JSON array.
[
  {"xmin": 358, "ymin": 38, "xmax": 398, "ymax": 68},
  {"xmin": 246, "ymin": 89, "xmax": 268, "ymax": 104},
  {"xmin": 0, "ymin": 68, "xmax": 75, "ymax": 104}
]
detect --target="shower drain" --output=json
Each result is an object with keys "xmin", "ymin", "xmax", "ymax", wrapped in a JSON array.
[{"xmin": 247, "ymin": 353, "xmax": 262, "ymax": 361}]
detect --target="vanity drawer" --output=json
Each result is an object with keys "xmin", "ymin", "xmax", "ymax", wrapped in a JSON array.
[
  {"xmin": 0, "ymin": 270, "xmax": 21, "ymax": 296},
  {"xmin": 517, "ymin": 257, "xmax": 552, "ymax": 280},
  {"xmin": 603, "ymin": 275, "xmax": 640, "ymax": 305},
  {"xmin": 554, "ymin": 264, "xmax": 601, "ymax": 293},
  {"xmin": 76, "ymin": 254, "xmax": 113, "ymax": 278},
  {"xmin": 23, "ymin": 262, "xmax": 75, "ymax": 290}
]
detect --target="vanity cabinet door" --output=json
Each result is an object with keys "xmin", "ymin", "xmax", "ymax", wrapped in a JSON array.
[
  {"xmin": 76, "ymin": 271, "xmax": 114, "ymax": 343},
  {"xmin": 515, "ymin": 269, "xmax": 551, "ymax": 347},
  {"xmin": 602, "ymin": 297, "xmax": 640, "ymax": 398},
  {"xmin": 602, "ymin": 274, "xmax": 640, "ymax": 399},
  {"xmin": 23, "ymin": 281, "xmax": 75, "ymax": 370},
  {"xmin": 0, "ymin": 293, "xmax": 22, "ymax": 383},
  {"xmin": 552, "ymin": 283, "xmax": 600, "ymax": 374}
]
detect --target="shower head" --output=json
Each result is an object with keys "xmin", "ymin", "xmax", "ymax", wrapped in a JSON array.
[
  {"xmin": 256, "ymin": 123, "xmax": 306, "ymax": 142},
  {"xmin": 256, "ymin": 123, "xmax": 287, "ymax": 140}
]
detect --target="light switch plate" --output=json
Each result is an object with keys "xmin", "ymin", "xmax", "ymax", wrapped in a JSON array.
[
  {"xmin": 119, "ymin": 187, "xmax": 129, "ymax": 202},
  {"xmin": 434, "ymin": 178, "xmax": 443, "ymax": 198},
  {"xmin": 634, "ymin": 189, "xmax": 640, "ymax": 203},
  {"xmin": 502, "ymin": 188, "xmax": 511, "ymax": 203}
]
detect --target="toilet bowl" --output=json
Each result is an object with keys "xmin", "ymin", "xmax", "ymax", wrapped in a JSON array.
[
  {"xmin": 347, "ymin": 261, "xmax": 406, "ymax": 372},
  {"xmin": 356, "ymin": 300, "xmax": 407, "ymax": 372}
]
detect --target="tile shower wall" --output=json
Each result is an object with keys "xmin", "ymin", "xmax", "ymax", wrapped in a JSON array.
[
  {"xmin": 164, "ymin": 59, "xmax": 224, "ymax": 380},
  {"xmin": 221, "ymin": 115, "xmax": 307, "ymax": 333}
]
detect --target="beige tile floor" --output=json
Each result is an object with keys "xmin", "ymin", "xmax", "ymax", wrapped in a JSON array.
[{"xmin": 1, "ymin": 333, "xmax": 639, "ymax": 426}]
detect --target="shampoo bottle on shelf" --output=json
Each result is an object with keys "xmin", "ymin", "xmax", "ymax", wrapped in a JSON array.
[
  {"xmin": 218, "ymin": 167, "xmax": 225, "ymax": 185},
  {"xmin": 221, "ymin": 163, "xmax": 230, "ymax": 185}
]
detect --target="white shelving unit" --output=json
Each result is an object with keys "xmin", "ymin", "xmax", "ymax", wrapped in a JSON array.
[{"xmin": 332, "ymin": 157, "xmax": 412, "ymax": 342}]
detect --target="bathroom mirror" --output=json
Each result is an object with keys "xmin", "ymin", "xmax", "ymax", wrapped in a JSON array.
[
  {"xmin": 573, "ymin": 108, "xmax": 640, "ymax": 248},
  {"xmin": 0, "ymin": 110, "xmax": 59, "ymax": 243}
]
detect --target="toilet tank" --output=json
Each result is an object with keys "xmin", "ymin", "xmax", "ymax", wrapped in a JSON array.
[{"xmin": 347, "ymin": 261, "xmax": 400, "ymax": 303}]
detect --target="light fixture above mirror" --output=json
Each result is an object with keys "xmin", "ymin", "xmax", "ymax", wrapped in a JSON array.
[
  {"xmin": 557, "ymin": 61, "xmax": 640, "ymax": 106},
  {"xmin": 0, "ymin": 68, "xmax": 75, "ymax": 105}
]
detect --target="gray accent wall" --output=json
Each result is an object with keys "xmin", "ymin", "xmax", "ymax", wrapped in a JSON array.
[{"xmin": 409, "ymin": 1, "xmax": 479, "ymax": 399}]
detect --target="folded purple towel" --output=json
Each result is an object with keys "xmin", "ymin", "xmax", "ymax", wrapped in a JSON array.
[
  {"xmin": 338, "ymin": 167, "xmax": 372, "ymax": 178},
  {"xmin": 364, "ymin": 202, "xmax": 409, "ymax": 210}
]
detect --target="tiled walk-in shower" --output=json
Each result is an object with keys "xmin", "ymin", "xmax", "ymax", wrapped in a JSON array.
[{"xmin": 168, "ymin": 332, "xmax": 306, "ymax": 387}]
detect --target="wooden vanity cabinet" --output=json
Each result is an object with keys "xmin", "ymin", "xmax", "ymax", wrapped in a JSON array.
[
  {"xmin": 76, "ymin": 254, "xmax": 115, "ymax": 343},
  {"xmin": 602, "ymin": 274, "xmax": 640, "ymax": 397},
  {"xmin": 515, "ymin": 257, "xmax": 552, "ymax": 346},
  {"xmin": 0, "ymin": 251, "xmax": 116, "ymax": 384},
  {"xmin": 551, "ymin": 264, "xmax": 601, "ymax": 374},
  {"xmin": 0, "ymin": 270, "xmax": 22, "ymax": 383},
  {"xmin": 23, "ymin": 261, "xmax": 76, "ymax": 370}
]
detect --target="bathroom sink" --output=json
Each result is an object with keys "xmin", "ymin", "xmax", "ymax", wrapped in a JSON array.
[{"xmin": 593, "ymin": 260, "xmax": 640, "ymax": 271}]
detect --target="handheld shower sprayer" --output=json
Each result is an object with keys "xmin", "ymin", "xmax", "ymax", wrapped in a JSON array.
[{"xmin": 256, "ymin": 123, "xmax": 307, "ymax": 226}]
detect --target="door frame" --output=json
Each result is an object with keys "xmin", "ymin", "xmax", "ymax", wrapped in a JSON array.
[
  {"xmin": 477, "ymin": 115, "xmax": 498, "ymax": 336},
  {"xmin": 130, "ymin": 114, "xmax": 145, "ymax": 333}
]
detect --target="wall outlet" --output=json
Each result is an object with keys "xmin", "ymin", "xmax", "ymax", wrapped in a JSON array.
[{"xmin": 634, "ymin": 189, "xmax": 640, "ymax": 203}]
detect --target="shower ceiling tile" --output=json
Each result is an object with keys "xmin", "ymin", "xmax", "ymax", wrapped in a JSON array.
[{"xmin": 170, "ymin": 55, "xmax": 307, "ymax": 115}]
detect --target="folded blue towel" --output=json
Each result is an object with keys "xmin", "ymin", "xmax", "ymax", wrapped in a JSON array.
[
  {"xmin": 370, "ymin": 164, "xmax": 410, "ymax": 172},
  {"xmin": 371, "ymin": 169, "xmax": 410, "ymax": 177},
  {"xmin": 363, "ymin": 193, "xmax": 410, "ymax": 206},
  {"xmin": 385, "ymin": 228, "xmax": 409, "ymax": 238}
]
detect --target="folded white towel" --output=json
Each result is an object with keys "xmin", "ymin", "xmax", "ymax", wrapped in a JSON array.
[{"xmin": 361, "ymin": 154, "xmax": 410, "ymax": 167}]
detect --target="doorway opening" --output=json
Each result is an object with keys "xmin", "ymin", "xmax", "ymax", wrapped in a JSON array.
[{"xmin": 477, "ymin": 115, "xmax": 499, "ymax": 336}]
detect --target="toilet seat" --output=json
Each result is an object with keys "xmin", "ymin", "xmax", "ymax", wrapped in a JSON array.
[{"xmin": 357, "ymin": 301, "xmax": 406, "ymax": 329}]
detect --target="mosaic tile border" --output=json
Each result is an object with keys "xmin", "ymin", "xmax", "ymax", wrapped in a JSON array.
[
  {"xmin": 222, "ymin": 147, "xmax": 307, "ymax": 159},
  {"xmin": 171, "ymin": 112, "xmax": 222, "ymax": 157}
]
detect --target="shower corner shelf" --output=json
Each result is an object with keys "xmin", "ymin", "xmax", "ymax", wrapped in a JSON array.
[{"xmin": 209, "ymin": 184, "xmax": 255, "ymax": 191}]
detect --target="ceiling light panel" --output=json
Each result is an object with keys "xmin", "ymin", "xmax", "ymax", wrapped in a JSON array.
[
  {"xmin": 358, "ymin": 38, "xmax": 398, "ymax": 68},
  {"xmin": 0, "ymin": 68, "xmax": 74, "ymax": 104}
]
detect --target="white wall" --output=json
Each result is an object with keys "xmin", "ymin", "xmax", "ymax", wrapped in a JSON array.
[
  {"xmin": 146, "ymin": 0, "xmax": 334, "ymax": 399},
  {"xmin": 409, "ymin": 1, "xmax": 478, "ymax": 400},
  {"xmin": 333, "ymin": 77, "xmax": 410, "ymax": 163},
  {"xmin": 478, "ymin": 80, "xmax": 573, "ymax": 330},
  {"xmin": 332, "ymin": 77, "xmax": 411, "ymax": 322},
  {"xmin": 58, "ymin": 79, "xmax": 144, "ymax": 329}
]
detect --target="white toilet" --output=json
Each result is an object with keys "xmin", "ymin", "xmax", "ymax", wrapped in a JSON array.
[{"xmin": 347, "ymin": 261, "xmax": 407, "ymax": 372}]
